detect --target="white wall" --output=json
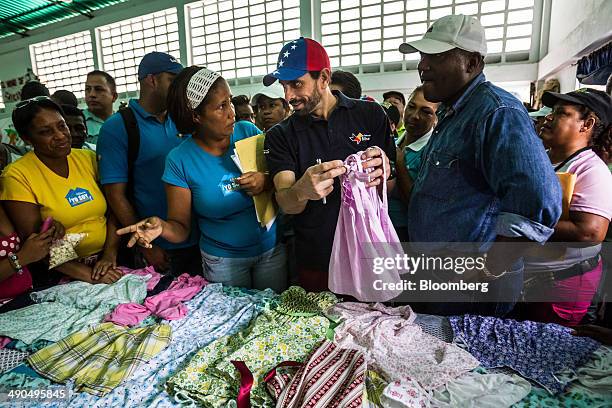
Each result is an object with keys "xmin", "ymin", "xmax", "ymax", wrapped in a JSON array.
[
  {"xmin": 2, "ymin": 0, "xmax": 608, "ymax": 118},
  {"xmin": 538, "ymin": 0, "xmax": 612, "ymax": 90},
  {"xmin": 0, "ymin": 0, "xmax": 544, "ymax": 119}
]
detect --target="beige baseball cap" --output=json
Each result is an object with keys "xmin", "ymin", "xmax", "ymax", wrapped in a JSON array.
[{"xmin": 399, "ymin": 14, "xmax": 487, "ymax": 56}]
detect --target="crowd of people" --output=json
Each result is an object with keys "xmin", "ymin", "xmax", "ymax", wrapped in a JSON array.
[{"xmin": 0, "ymin": 13, "xmax": 611, "ymax": 334}]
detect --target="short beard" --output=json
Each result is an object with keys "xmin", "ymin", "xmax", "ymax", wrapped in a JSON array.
[{"xmin": 293, "ymin": 87, "xmax": 322, "ymax": 116}]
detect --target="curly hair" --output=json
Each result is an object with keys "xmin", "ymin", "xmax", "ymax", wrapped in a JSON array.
[{"xmin": 577, "ymin": 105, "xmax": 612, "ymax": 164}]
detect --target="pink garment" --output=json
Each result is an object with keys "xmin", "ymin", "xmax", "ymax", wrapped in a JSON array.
[
  {"xmin": 330, "ymin": 302, "xmax": 479, "ymax": 389},
  {"xmin": 105, "ymin": 303, "xmax": 152, "ymax": 326},
  {"xmin": 118, "ymin": 265, "xmax": 162, "ymax": 291},
  {"xmin": 564, "ymin": 150, "xmax": 612, "ymax": 220},
  {"xmin": 0, "ymin": 337, "xmax": 11, "ymax": 349},
  {"xmin": 329, "ymin": 149, "xmax": 403, "ymax": 302},
  {"xmin": 0, "ymin": 233, "xmax": 33, "ymax": 299},
  {"xmin": 105, "ymin": 273, "xmax": 206, "ymax": 326},
  {"xmin": 551, "ymin": 260, "xmax": 603, "ymax": 326}
]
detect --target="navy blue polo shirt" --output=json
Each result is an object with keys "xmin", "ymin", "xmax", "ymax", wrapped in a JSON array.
[
  {"xmin": 97, "ymin": 99, "xmax": 198, "ymax": 250},
  {"xmin": 265, "ymin": 91, "xmax": 396, "ymax": 271}
]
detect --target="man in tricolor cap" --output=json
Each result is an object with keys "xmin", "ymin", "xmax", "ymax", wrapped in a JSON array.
[
  {"xmin": 263, "ymin": 37, "xmax": 396, "ymax": 292},
  {"xmin": 397, "ymin": 14, "xmax": 561, "ymax": 316}
]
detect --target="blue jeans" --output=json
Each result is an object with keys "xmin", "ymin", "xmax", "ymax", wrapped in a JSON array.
[{"xmin": 200, "ymin": 244, "xmax": 287, "ymax": 293}]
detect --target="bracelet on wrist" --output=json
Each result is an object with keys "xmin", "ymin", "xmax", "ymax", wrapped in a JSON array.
[{"xmin": 8, "ymin": 252, "xmax": 24, "ymax": 275}]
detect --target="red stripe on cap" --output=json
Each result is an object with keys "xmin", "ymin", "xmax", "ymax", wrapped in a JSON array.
[{"xmin": 304, "ymin": 38, "xmax": 331, "ymax": 71}]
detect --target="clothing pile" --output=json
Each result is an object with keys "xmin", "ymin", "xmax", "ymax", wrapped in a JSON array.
[{"xmin": 0, "ymin": 280, "xmax": 609, "ymax": 408}]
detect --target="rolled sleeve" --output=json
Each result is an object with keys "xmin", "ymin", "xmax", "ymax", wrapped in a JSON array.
[
  {"xmin": 495, "ymin": 211, "xmax": 555, "ymax": 242},
  {"xmin": 482, "ymin": 107, "xmax": 562, "ymax": 241}
]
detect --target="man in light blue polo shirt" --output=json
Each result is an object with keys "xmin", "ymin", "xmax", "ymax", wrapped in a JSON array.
[
  {"xmin": 98, "ymin": 52, "xmax": 202, "ymax": 276},
  {"xmin": 84, "ymin": 70, "xmax": 117, "ymax": 144}
]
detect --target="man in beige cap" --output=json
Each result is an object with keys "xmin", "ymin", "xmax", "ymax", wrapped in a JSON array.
[{"xmin": 398, "ymin": 14, "xmax": 562, "ymax": 316}]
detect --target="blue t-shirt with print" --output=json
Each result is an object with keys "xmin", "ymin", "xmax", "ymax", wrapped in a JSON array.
[{"xmin": 163, "ymin": 121, "xmax": 277, "ymax": 258}]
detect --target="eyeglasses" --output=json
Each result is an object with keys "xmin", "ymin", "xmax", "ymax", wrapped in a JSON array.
[{"xmin": 15, "ymin": 96, "xmax": 52, "ymax": 110}]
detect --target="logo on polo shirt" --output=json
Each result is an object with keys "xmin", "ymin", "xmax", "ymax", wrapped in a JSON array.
[
  {"xmin": 65, "ymin": 187, "xmax": 94, "ymax": 207},
  {"xmin": 350, "ymin": 132, "xmax": 371, "ymax": 144}
]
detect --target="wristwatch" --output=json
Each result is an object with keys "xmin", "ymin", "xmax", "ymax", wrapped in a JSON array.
[{"xmin": 8, "ymin": 252, "xmax": 23, "ymax": 275}]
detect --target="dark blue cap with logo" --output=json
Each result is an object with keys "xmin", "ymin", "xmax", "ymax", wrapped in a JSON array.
[{"xmin": 138, "ymin": 52, "xmax": 183, "ymax": 80}]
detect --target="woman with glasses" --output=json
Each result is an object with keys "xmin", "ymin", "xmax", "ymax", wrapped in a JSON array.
[
  {"xmin": 1, "ymin": 97, "xmax": 122, "ymax": 285},
  {"xmin": 523, "ymin": 88, "xmax": 612, "ymax": 326}
]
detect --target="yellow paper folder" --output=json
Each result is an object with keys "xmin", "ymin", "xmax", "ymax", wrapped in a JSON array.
[
  {"xmin": 234, "ymin": 134, "xmax": 277, "ymax": 228},
  {"xmin": 556, "ymin": 172, "xmax": 576, "ymax": 221}
]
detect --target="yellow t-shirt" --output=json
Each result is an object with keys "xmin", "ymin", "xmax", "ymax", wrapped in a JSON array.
[{"xmin": 0, "ymin": 149, "xmax": 107, "ymax": 257}]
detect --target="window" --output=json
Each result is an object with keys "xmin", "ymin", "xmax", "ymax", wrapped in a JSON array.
[
  {"xmin": 322, "ymin": 0, "xmax": 406, "ymax": 67},
  {"xmin": 97, "ymin": 8, "xmax": 180, "ymax": 93},
  {"xmin": 30, "ymin": 31, "xmax": 95, "ymax": 98},
  {"xmin": 186, "ymin": 0, "xmax": 301, "ymax": 80},
  {"xmin": 321, "ymin": 0, "xmax": 537, "ymax": 69}
]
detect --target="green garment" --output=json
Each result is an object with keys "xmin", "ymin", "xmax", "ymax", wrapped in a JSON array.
[
  {"xmin": 83, "ymin": 109, "xmax": 107, "ymax": 144},
  {"xmin": 166, "ymin": 286, "xmax": 338, "ymax": 407},
  {"xmin": 0, "ymin": 274, "xmax": 147, "ymax": 344}
]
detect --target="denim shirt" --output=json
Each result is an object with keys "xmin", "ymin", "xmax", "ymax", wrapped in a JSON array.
[{"xmin": 408, "ymin": 73, "xmax": 561, "ymax": 249}]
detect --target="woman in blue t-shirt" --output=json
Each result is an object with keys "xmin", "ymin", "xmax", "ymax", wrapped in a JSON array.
[{"xmin": 118, "ymin": 67, "xmax": 286, "ymax": 292}]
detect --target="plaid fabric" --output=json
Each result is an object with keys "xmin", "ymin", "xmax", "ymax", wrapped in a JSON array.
[{"xmin": 27, "ymin": 322, "xmax": 171, "ymax": 396}]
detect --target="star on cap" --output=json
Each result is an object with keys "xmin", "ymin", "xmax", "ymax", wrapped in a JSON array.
[
  {"xmin": 291, "ymin": 45, "xmax": 297, "ymax": 50},
  {"xmin": 283, "ymin": 51, "xmax": 290, "ymax": 58},
  {"xmin": 273, "ymin": 70, "xmax": 280, "ymax": 75},
  {"xmin": 279, "ymin": 60, "xmax": 284, "ymax": 67}
]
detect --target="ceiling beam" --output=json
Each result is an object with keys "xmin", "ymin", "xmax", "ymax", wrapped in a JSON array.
[
  {"xmin": 0, "ymin": 18, "xmax": 29, "ymax": 37},
  {"xmin": 47, "ymin": 1, "xmax": 94, "ymax": 19}
]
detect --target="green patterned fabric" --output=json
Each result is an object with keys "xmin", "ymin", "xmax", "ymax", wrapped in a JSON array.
[
  {"xmin": 363, "ymin": 370, "xmax": 387, "ymax": 407},
  {"xmin": 166, "ymin": 287, "xmax": 338, "ymax": 407}
]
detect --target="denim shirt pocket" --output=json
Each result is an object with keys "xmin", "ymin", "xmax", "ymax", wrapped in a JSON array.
[{"xmin": 417, "ymin": 149, "xmax": 461, "ymax": 201}]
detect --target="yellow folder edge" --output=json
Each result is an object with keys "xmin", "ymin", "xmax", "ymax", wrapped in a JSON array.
[{"xmin": 234, "ymin": 134, "xmax": 278, "ymax": 228}]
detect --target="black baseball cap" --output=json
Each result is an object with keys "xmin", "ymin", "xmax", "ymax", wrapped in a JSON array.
[
  {"xmin": 382, "ymin": 91, "xmax": 406, "ymax": 106},
  {"xmin": 381, "ymin": 102, "xmax": 401, "ymax": 127},
  {"xmin": 542, "ymin": 88, "xmax": 611, "ymax": 127}
]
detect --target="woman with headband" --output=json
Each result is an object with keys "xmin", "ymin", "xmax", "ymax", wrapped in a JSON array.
[{"xmin": 118, "ymin": 67, "xmax": 287, "ymax": 292}]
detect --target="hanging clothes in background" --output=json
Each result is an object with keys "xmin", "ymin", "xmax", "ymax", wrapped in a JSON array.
[
  {"xmin": 328, "ymin": 149, "xmax": 404, "ymax": 302},
  {"xmin": 576, "ymin": 42, "xmax": 612, "ymax": 85},
  {"xmin": 104, "ymin": 273, "xmax": 207, "ymax": 326},
  {"xmin": 449, "ymin": 315, "xmax": 601, "ymax": 393},
  {"xmin": 0, "ymin": 274, "xmax": 148, "ymax": 344},
  {"xmin": 166, "ymin": 286, "xmax": 338, "ymax": 407},
  {"xmin": 28, "ymin": 322, "xmax": 171, "ymax": 396}
]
